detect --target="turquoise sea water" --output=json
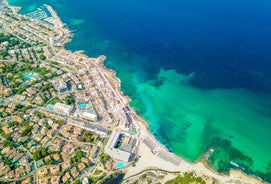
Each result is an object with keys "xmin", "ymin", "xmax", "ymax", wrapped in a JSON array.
[{"xmin": 7, "ymin": 0, "xmax": 271, "ymax": 182}]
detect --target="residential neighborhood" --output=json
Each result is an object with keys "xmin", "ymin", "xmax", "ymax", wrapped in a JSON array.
[{"xmin": 0, "ymin": 2, "xmax": 140, "ymax": 183}]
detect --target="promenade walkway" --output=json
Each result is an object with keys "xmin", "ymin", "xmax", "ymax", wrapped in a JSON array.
[{"xmin": 143, "ymin": 137, "xmax": 181, "ymax": 166}]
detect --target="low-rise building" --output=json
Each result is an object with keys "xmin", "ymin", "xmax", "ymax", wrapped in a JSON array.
[
  {"xmin": 49, "ymin": 165, "xmax": 60, "ymax": 175},
  {"xmin": 82, "ymin": 112, "xmax": 97, "ymax": 121},
  {"xmin": 51, "ymin": 176, "xmax": 60, "ymax": 184},
  {"xmin": 62, "ymin": 171, "xmax": 71, "ymax": 183},
  {"xmin": 38, "ymin": 168, "xmax": 48, "ymax": 177},
  {"xmin": 53, "ymin": 102, "xmax": 74, "ymax": 115},
  {"xmin": 21, "ymin": 177, "xmax": 32, "ymax": 184},
  {"xmin": 52, "ymin": 153, "xmax": 60, "ymax": 161},
  {"xmin": 39, "ymin": 177, "xmax": 49, "ymax": 184},
  {"xmin": 70, "ymin": 167, "xmax": 79, "ymax": 178},
  {"xmin": 104, "ymin": 131, "xmax": 132, "ymax": 162},
  {"xmin": 61, "ymin": 161, "xmax": 71, "ymax": 171},
  {"xmin": 78, "ymin": 163, "xmax": 86, "ymax": 171}
]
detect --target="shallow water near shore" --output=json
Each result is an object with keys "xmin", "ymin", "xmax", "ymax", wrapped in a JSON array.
[{"xmin": 7, "ymin": 0, "xmax": 271, "ymax": 182}]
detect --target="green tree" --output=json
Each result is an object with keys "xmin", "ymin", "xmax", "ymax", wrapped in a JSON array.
[
  {"xmin": 41, "ymin": 147, "xmax": 47, "ymax": 157},
  {"xmin": 21, "ymin": 125, "xmax": 32, "ymax": 136},
  {"xmin": 75, "ymin": 150, "xmax": 83, "ymax": 158},
  {"xmin": 39, "ymin": 54, "xmax": 46, "ymax": 60},
  {"xmin": 165, "ymin": 172, "xmax": 206, "ymax": 184},
  {"xmin": 45, "ymin": 158, "xmax": 53, "ymax": 165},
  {"xmin": 33, "ymin": 150, "xmax": 41, "ymax": 161},
  {"xmin": 99, "ymin": 152, "xmax": 110, "ymax": 164},
  {"xmin": 64, "ymin": 95, "xmax": 75, "ymax": 105},
  {"xmin": 33, "ymin": 147, "xmax": 47, "ymax": 161},
  {"xmin": 73, "ymin": 179, "xmax": 81, "ymax": 184}
]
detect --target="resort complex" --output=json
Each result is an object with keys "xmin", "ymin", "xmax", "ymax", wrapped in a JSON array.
[
  {"xmin": 105, "ymin": 131, "xmax": 138, "ymax": 163},
  {"xmin": 0, "ymin": 0, "xmax": 269, "ymax": 184}
]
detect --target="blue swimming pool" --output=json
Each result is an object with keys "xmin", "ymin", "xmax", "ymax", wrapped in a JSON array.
[
  {"xmin": 24, "ymin": 73, "xmax": 37, "ymax": 79},
  {"xmin": 79, "ymin": 103, "xmax": 88, "ymax": 109},
  {"xmin": 116, "ymin": 162, "xmax": 126, "ymax": 169},
  {"xmin": 47, "ymin": 105, "xmax": 54, "ymax": 111},
  {"xmin": 90, "ymin": 109, "xmax": 95, "ymax": 113}
]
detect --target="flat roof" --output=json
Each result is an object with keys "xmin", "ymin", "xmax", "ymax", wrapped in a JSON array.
[
  {"xmin": 105, "ymin": 131, "xmax": 131, "ymax": 162},
  {"xmin": 54, "ymin": 102, "xmax": 73, "ymax": 113},
  {"xmin": 82, "ymin": 112, "xmax": 97, "ymax": 119}
]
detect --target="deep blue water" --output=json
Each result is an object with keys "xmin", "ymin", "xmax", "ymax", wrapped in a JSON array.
[
  {"xmin": 63, "ymin": 0, "xmax": 271, "ymax": 92},
  {"xmin": 12, "ymin": 0, "xmax": 271, "ymax": 92}
]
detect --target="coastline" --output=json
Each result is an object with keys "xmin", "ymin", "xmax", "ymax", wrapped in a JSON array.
[
  {"xmin": 43, "ymin": 4, "xmax": 64, "ymax": 28},
  {"xmin": 96, "ymin": 57, "xmax": 132, "ymax": 107},
  {"xmin": 3, "ymin": 1, "xmax": 268, "ymax": 183},
  {"xmin": 1, "ymin": 0, "xmax": 20, "ymax": 12},
  {"xmin": 97, "ymin": 58, "xmax": 267, "ymax": 184}
]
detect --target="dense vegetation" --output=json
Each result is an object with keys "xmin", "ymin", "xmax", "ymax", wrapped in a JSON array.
[
  {"xmin": 64, "ymin": 95, "xmax": 75, "ymax": 105},
  {"xmin": 0, "ymin": 33, "xmax": 32, "ymax": 50},
  {"xmin": 165, "ymin": 172, "xmax": 206, "ymax": 184},
  {"xmin": 101, "ymin": 172, "xmax": 125, "ymax": 184},
  {"xmin": 99, "ymin": 152, "xmax": 110, "ymax": 164},
  {"xmin": 33, "ymin": 147, "xmax": 47, "ymax": 161}
]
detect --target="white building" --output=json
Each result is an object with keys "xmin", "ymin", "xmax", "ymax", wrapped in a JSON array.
[
  {"xmin": 82, "ymin": 112, "xmax": 97, "ymax": 122},
  {"xmin": 104, "ymin": 131, "xmax": 131, "ymax": 162},
  {"xmin": 54, "ymin": 102, "xmax": 74, "ymax": 115},
  {"xmin": 82, "ymin": 177, "xmax": 89, "ymax": 184},
  {"xmin": 48, "ymin": 119, "xmax": 53, "ymax": 126}
]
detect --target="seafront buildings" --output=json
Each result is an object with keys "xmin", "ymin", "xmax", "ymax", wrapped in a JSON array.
[
  {"xmin": 0, "ymin": 1, "xmax": 142, "ymax": 183},
  {"xmin": 104, "ymin": 131, "xmax": 138, "ymax": 162}
]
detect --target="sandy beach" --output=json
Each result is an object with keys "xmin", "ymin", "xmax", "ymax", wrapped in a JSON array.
[{"xmin": 124, "ymin": 142, "xmax": 266, "ymax": 184}]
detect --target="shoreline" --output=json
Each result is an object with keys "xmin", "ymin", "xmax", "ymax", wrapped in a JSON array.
[
  {"xmin": 3, "ymin": 1, "xmax": 268, "ymax": 183},
  {"xmin": 97, "ymin": 58, "xmax": 267, "ymax": 184},
  {"xmin": 2, "ymin": 0, "xmax": 21, "ymax": 12},
  {"xmin": 43, "ymin": 4, "xmax": 64, "ymax": 28}
]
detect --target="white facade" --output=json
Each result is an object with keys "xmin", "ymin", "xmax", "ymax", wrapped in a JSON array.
[
  {"xmin": 54, "ymin": 102, "xmax": 74, "ymax": 115},
  {"xmin": 82, "ymin": 112, "xmax": 97, "ymax": 121},
  {"xmin": 104, "ymin": 131, "xmax": 131, "ymax": 162}
]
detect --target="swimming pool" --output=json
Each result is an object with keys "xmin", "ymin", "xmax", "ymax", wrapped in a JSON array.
[
  {"xmin": 79, "ymin": 103, "xmax": 88, "ymax": 109},
  {"xmin": 24, "ymin": 73, "xmax": 37, "ymax": 80},
  {"xmin": 116, "ymin": 162, "xmax": 126, "ymax": 169},
  {"xmin": 90, "ymin": 109, "xmax": 95, "ymax": 113},
  {"xmin": 47, "ymin": 105, "xmax": 54, "ymax": 111}
]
